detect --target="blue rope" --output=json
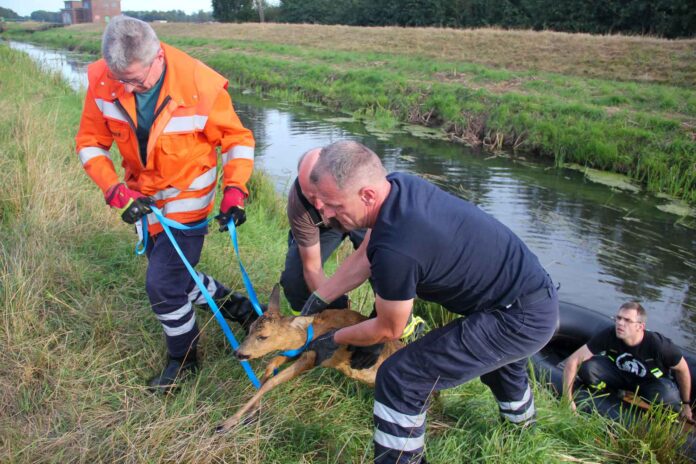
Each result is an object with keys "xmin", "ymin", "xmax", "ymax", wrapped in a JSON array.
[
  {"xmin": 136, "ymin": 208, "xmax": 262, "ymax": 389},
  {"xmin": 280, "ymin": 324, "xmax": 314, "ymax": 358}
]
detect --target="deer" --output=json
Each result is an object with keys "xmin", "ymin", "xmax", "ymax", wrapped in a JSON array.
[{"xmin": 216, "ymin": 284, "xmax": 404, "ymax": 433}]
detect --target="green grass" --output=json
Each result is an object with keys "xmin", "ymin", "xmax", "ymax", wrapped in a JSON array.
[
  {"xmin": 2, "ymin": 24, "xmax": 695, "ymax": 205},
  {"xmin": 1, "ymin": 43, "xmax": 695, "ymax": 463}
]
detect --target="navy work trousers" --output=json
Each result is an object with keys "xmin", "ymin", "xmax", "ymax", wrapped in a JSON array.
[
  {"xmin": 373, "ymin": 287, "xmax": 559, "ymax": 463},
  {"xmin": 280, "ymin": 227, "xmax": 366, "ymax": 312},
  {"xmin": 145, "ymin": 222, "xmax": 229, "ymax": 358},
  {"xmin": 578, "ymin": 355, "xmax": 681, "ymax": 411}
]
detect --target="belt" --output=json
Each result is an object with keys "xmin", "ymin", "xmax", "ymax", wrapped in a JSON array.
[{"xmin": 504, "ymin": 285, "xmax": 554, "ymax": 309}]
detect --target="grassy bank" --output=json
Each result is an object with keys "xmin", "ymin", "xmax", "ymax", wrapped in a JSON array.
[
  {"xmin": 1, "ymin": 43, "xmax": 695, "ymax": 462},
  {"xmin": 3, "ymin": 22, "xmax": 695, "ymax": 205}
]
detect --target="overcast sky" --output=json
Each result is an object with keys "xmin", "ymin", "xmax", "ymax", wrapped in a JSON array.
[{"xmin": 1, "ymin": 0, "xmax": 214, "ymax": 17}]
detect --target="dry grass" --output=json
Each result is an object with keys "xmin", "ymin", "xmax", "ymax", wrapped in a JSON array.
[{"xmin": 69, "ymin": 22, "xmax": 696, "ymax": 87}]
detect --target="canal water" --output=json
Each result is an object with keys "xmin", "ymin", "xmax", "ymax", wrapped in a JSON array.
[{"xmin": 9, "ymin": 41, "xmax": 695, "ymax": 347}]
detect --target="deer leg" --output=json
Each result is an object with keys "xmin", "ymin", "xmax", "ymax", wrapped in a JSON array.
[
  {"xmin": 216, "ymin": 353, "xmax": 316, "ymax": 433},
  {"xmin": 237, "ymin": 355, "xmax": 293, "ymax": 426},
  {"xmin": 261, "ymin": 355, "xmax": 290, "ymax": 383}
]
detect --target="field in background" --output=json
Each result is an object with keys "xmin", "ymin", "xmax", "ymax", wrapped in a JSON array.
[
  {"xmin": 3, "ymin": 22, "xmax": 695, "ymax": 205},
  {"xmin": 1, "ymin": 42, "xmax": 694, "ymax": 463}
]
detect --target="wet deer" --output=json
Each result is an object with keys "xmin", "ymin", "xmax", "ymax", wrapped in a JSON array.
[{"xmin": 216, "ymin": 284, "xmax": 403, "ymax": 432}]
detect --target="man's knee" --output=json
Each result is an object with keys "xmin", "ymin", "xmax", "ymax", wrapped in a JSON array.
[
  {"xmin": 279, "ymin": 268, "xmax": 309, "ymax": 311},
  {"xmin": 639, "ymin": 379, "xmax": 681, "ymax": 409},
  {"xmin": 578, "ymin": 357, "xmax": 612, "ymax": 389}
]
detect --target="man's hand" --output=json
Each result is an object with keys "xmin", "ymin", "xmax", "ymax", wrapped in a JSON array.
[
  {"xmin": 216, "ymin": 187, "xmax": 246, "ymax": 232},
  {"xmin": 681, "ymin": 402, "xmax": 694, "ymax": 422},
  {"xmin": 121, "ymin": 197, "xmax": 155, "ymax": 224},
  {"xmin": 348, "ymin": 343, "xmax": 384, "ymax": 369},
  {"xmin": 301, "ymin": 292, "xmax": 329, "ymax": 316},
  {"xmin": 308, "ymin": 329, "xmax": 339, "ymax": 366}
]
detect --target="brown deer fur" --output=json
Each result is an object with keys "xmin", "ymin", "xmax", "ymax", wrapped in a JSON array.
[{"xmin": 217, "ymin": 285, "xmax": 403, "ymax": 432}]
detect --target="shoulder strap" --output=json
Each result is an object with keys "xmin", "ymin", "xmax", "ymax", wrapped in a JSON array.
[{"xmin": 293, "ymin": 178, "xmax": 324, "ymax": 227}]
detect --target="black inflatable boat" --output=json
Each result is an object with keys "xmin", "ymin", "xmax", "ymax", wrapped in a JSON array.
[{"xmin": 531, "ymin": 301, "xmax": 696, "ymax": 422}]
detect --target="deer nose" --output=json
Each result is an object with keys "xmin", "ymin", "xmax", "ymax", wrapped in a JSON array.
[{"xmin": 234, "ymin": 349, "xmax": 249, "ymax": 360}]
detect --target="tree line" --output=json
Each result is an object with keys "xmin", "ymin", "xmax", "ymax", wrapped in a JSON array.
[{"xmin": 214, "ymin": 0, "xmax": 695, "ymax": 38}]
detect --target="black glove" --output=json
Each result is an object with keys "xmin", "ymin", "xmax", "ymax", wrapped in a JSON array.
[
  {"xmin": 300, "ymin": 292, "xmax": 329, "ymax": 316},
  {"xmin": 121, "ymin": 197, "xmax": 155, "ymax": 224},
  {"xmin": 328, "ymin": 294, "xmax": 350, "ymax": 309},
  {"xmin": 308, "ymin": 329, "xmax": 339, "ymax": 366},
  {"xmin": 216, "ymin": 186, "xmax": 247, "ymax": 232},
  {"xmin": 216, "ymin": 206, "xmax": 246, "ymax": 232},
  {"xmin": 348, "ymin": 343, "xmax": 384, "ymax": 369}
]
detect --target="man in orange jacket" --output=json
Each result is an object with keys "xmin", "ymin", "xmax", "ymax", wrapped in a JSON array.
[{"xmin": 76, "ymin": 15, "xmax": 258, "ymax": 393}]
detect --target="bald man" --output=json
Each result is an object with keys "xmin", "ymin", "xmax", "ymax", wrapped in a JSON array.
[{"xmin": 280, "ymin": 148, "xmax": 367, "ymax": 313}]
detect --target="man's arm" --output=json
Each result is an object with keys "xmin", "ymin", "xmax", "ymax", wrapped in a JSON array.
[
  {"xmin": 562, "ymin": 344, "xmax": 594, "ymax": 412},
  {"xmin": 297, "ymin": 242, "xmax": 326, "ymax": 292},
  {"xmin": 333, "ymin": 295, "xmax": 413, "ymax": 346},
  {"xmin": 671, "ymin": 357, "xmax": 693, "ymax": 421},
  {"xmin": 313, "ymin": 230, "xmax": 372, "ymax": 303}
]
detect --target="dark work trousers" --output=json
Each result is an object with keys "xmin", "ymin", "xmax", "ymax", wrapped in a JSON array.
[
  {"xmin": 145, "ymin": 222, "xmax": 230, "ymax": 358},
  {"xmin": 578, "ymin": 355, "xmax": 681, "ymax": 410},
  {"xmin": 373, "ymin": 286, "xmax": 559, "ymax": 463},
  {"xmin": 280, "ymin": 227, "xmax": 366, "ymax": 312}
]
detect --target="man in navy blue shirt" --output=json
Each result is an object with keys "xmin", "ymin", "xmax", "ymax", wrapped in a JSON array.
[{"xmin": 303, "ymin": 140, "xmax": 559, "ymax": 463}]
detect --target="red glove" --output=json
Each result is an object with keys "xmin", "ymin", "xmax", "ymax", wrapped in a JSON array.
[
  {"xmin": 216, "ymin": 187, "xmax": 247, "ymax": 231},
  {"xmin": 104, "ymin": 183, "xmax": 145, "ymax": 209}
]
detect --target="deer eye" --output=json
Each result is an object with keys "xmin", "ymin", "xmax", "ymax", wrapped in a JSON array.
[{"xmin": 256, "ymin": 335, "xmax": 268, "ymax": 341}]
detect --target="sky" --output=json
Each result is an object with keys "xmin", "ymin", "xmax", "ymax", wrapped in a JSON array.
[{"xmin": 1, "ymin": 0, "xmax": 214, "ymax": 17}]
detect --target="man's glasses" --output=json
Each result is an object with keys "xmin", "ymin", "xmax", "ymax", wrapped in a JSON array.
[
  {"xmin": 107, "ymin": 58, "xmax": 156, "ymax": 87},
  {"xmin": 613, "ymin": 315, "xmax": 642, "ymax": 324}
]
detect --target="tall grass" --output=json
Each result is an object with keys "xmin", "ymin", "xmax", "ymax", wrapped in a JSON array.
[{"xmin": 1, "ymin": 44, "xmax": 694, "ymax": 463}]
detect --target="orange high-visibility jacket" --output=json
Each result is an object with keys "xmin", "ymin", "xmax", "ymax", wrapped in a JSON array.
[{"xmin": 75, "ymin": 43, "xmax": 255, "ymax": 235}]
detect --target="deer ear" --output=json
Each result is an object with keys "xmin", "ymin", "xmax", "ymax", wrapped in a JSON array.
[{"xmin": 266, "ymin": 283, "xmax": 281, "ymax": 316}]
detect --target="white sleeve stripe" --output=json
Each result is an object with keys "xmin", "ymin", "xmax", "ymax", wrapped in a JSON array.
[{"xmin": 78, "ymin": 147, "xmax": 111, "ymax": 165}]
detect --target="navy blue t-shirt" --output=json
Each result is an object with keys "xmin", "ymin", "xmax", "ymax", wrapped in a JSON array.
[{"xmin": 367, "ymin": 172, "xmax": 549, "ymax": 315}]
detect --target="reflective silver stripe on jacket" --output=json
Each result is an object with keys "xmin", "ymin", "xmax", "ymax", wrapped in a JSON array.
[
  {"xmin": 147, "ymin": 188, "xmax": 216, "ymax": 226},
  {"xmin": 162, "ymin": 115, "xmax": 209, "ymax": 134},
  {"xmin": 150, "ymin": 168, "xmax": 218, "ymax": 201},
  {"xmin": 94, "ymin": 98, "xmax": 128, "ymax": 123},
  {"xmin": 78, "ymin": 147, "xmax": 111, "ymax": 165},
  {"xmin": 222, "ymin": 145, "xmax": 254, "ymax": 165}
]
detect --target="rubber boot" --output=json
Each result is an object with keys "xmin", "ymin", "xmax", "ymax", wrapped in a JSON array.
[
  {"xmin": 148, "ymin": 349, "xmax": 198, "ymax": 394},
  {"xmin": 218, "ymin": 292, "xmax": 261, "ymax": 333}
]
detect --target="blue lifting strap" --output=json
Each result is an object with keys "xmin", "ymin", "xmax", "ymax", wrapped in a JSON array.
[
  {"xmin": 135, "ymin": 208, "xmax": 262, "ymax": 389},
  {"xmin": 280, "ymin": 324, "xmax": 315, "ymax": 358}
]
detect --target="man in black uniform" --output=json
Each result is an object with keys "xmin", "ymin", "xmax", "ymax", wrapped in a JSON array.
[
  {"xmin": 563, "ymin": 302, "xmax": 693, "ymax": 421},
  {"xmin": 303, "ymin": 140, "xmax": 559, "ymax": 463}
]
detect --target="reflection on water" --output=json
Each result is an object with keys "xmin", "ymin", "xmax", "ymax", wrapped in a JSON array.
[
  {"xmin": 8, "ymin": 41, "xmax": 89, "ymax": 91},
  {"xmin": 10, "ymin": 41, "xmax": 695, "ymax": 347}
]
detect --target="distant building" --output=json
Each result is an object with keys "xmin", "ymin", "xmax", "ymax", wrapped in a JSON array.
[{"xmin": 61, "ymin": 0, "xmax": 121, "ymax": 25}]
